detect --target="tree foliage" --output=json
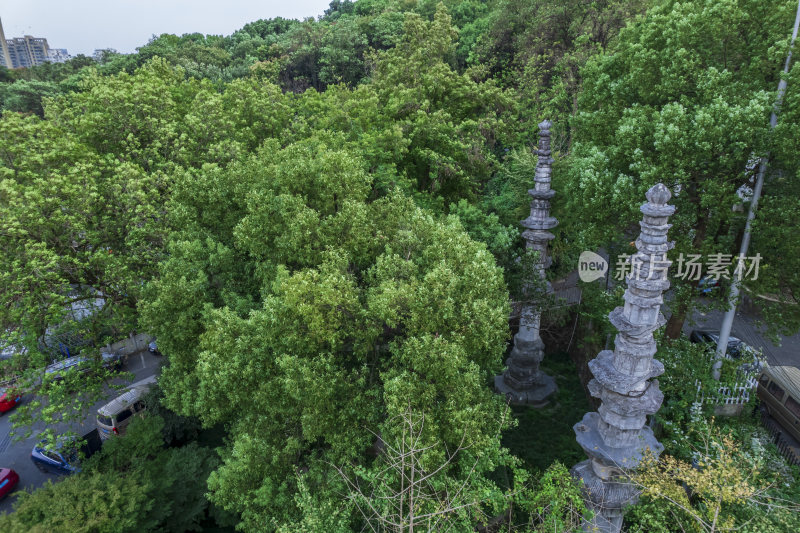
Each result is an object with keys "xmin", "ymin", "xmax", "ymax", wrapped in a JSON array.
[
  {"xmin": 140, "ymin": 132, "xmax": 513, "ymax": 529},
  {"xmin": 1, "ymin": 1, "xmax": 800, "ymax": 531},
  {"xmin": 0, "ymin": 415, "xmax": 221, "ymax": 533},
  {"xmin": 0, "ymin": 105, "xmax": 168, "ymax": 431},
  {"xmin": 629, "ymin": 420, "xmax": 800, "ymax": 533},
  {"xmin": 558, "ymin": 0, "xmax": 800, "ymax": 337}
]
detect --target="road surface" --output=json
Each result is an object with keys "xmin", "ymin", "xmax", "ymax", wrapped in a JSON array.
[
  {"xmin": 0, "ymin": 349, "xmax": 161, "ymax": 514},
  {"xmin": 684, "ymin": 297, "xmax": 800, "ymax": 370}
]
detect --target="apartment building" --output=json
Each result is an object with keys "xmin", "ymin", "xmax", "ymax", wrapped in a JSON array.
[{"xmin": 0, "ymin": 18, "xmax": 54, "ymax": 68}]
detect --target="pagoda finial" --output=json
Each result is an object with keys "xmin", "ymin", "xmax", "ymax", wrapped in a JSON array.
[{"xmin": 646, "ymin": 183, "xmax": 671, "ymax": 205}]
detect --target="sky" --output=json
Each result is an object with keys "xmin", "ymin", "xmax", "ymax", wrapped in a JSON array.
[{"xmin": 2, "ymin": 1, "xmax": 332, "ymax": 56}]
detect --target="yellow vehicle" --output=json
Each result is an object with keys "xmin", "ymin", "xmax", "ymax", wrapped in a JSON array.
[
  {"xmin": 757, "ymin": 364, "xmax": 800, "ymax": 443},
  {"xmin": 96, "ymin": 375, "xmax": 157, "ymax": 440}
]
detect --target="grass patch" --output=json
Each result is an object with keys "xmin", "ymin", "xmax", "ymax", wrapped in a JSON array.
[{"xmin": 502, "ymin": 351, "xmax": 590, "ymax": 473}]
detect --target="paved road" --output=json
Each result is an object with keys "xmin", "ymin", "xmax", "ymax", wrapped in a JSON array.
[
  {"xmin": 560, "ymin": 272, "xmax": 799, "ymax": 369},
  {"xmin": 683, "ymin": 297, "xmax": 800, "ymax": 370},
  {"xmin": 0, "ymin": 350, "xmax": 162, "ymax": 514}
]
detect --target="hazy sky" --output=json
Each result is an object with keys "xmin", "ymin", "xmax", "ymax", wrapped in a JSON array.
[{"xmin": 2, "ymin": 1, "xmax": 332, "ymax": 56}]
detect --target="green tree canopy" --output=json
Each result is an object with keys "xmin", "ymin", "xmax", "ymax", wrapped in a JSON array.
[
  {"xmin": 558, "ymin": 0, "xmax": 800, "ymax": 336},
  {"xmin": 0, "ymin": 73, "xmax": 173, "ymax": 431},
  {"xmin": 141, "ymin": 133, "xmax": 513, "ymax": 530},
  {"xmin": 0, "ymin": 79, "xmax": 62, "ymax": 116}
]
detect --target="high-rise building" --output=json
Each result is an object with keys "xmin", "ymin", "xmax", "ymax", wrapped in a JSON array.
[
  {"xmin": 7, "ymin": 36, "xmax": 50, "ymax": 68},
  {"xmin": 0, "ymin": 18, "xmax": 12, "ymax": 68},
  {"xmin": 27, "ymin": 37, "xmax": 50, "ymax": 65},
  {"xmin": 47, "ymin": 48, "xmax": 71, "ymax": 63},
  {"xmin": 92, "ymin": 48, "xmax": 116, "ymax": 63},
  {"xmin": 0, "ymin": 18, "xmax": 54, "ymax": 68}
]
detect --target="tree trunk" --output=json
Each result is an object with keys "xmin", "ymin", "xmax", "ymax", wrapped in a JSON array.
[
  {"xmin": 665, "ymin": 185, "xmax": 708, "ymax": 340},
  {"xmin": 665, "ymin": 269, "xmax": 704, "ymax": 339},
  {"xmin": 664, "ymin": 303, "xmax": 687, "ymax": 339}
]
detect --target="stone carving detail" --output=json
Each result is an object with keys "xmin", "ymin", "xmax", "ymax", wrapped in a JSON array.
[
  {"xmin": 572, "ymin": 183, "xmax": 675, "ymax": 532},
  {"xmin": 494, "ymin": 120, "xmax": 557, "ymax": 406}
]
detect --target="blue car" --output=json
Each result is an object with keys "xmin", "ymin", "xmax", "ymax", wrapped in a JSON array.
[
  {"xmin": 43, "ymin": 355, "xmax": 90, "ymax": 381},
  {"xmin": 30, "ymin": 429, "xmax": 102, "ymax": 475},
  {"xmin": 148, "ymin": 339, "xmax": 160, "ymax": 355},
  {"xmin": 697, "ymin": 276, "xmax": 720, "ymax": 295}
]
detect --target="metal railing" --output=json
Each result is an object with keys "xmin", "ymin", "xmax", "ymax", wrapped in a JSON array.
[{"xmin": 759, "ymin": 408, "xmax": 800, "ymax": 467}]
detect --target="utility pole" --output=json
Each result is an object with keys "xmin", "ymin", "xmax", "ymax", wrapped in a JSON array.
[{"xmin": 715, "ymin": 0, "xmax": 800, "ymax": 378}]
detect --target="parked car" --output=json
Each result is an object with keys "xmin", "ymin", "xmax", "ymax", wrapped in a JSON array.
[
  {"xmin": 100, "ymin": 350, "xmax": 124, "ymax": 369},
  {"xmin": 43, "ymin": 355, "xmax": 90, "ymax": 381},
  {"xmin": 0, "ymin": 341, "xmax": 27, "ymax": 361},
  {"xmin": 148, "ymin": 339, "xmax": 160, "ymax": 355},
  {"xmin": 0, "ymin": 387, "xmax": 21, "ymax": 414},
  {"xmin": 0, "ymin": 468, "xmax": 19, "ymax": 499},
  {"xmin": 757, "ymin": 364, "xmax": 800, "ymax": 443},
  {"xmin": 689, "ymin": 330, "xmax": 754, "ymax": 359},
  {"xmin": 44, "ymin": 351, "xmax": 123, "ymax": 380},
  {"xmin": 30, "ymin": 429, "xmax": 102, "ymax": 475},
  {"xmin": 96, "ymin": 375, "xmax": 157, "ymax": 440},
  {"xmin": 697, "ymin": 276, "xmax": 721, "ymax": 295}
]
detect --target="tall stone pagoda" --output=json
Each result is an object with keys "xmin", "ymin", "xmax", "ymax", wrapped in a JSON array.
[
  {"xmin": 494, "ymin": 120, "xmax": 557, "ymax": 406},
  {"xmin": 572, "ymin": 183, "xmax": 675, "ymax": 532}
]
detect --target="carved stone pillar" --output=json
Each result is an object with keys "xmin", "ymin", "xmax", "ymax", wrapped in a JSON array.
[
  {"xmin": 494, "ymin": 120, "xmax": 557, "ymax": 406},
  {"xmin": 572, "ymin": 183, "xmax": 675, "ymax": 531}
]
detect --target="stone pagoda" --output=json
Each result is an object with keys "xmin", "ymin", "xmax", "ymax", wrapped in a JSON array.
[
  {"xmin": 572, "ymin": 183, "xmax": 675, "ymax": 532},
  {"xmin": 494, "ymin": 120, "xmax": 557, "ymax": 406}
]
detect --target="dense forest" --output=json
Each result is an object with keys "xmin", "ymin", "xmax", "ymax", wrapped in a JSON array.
[{"xmin": 1, "ymin": 0, "xmax": 800, "ymax": 531}]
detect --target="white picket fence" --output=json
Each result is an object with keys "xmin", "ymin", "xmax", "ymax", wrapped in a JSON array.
[
  {"xmin": 695, "ymin": 375, "xmax": 758, "ymax": 406},
  {"xmin": 692, "ymin": 345, "xmax": 762, "ymax": 410}
]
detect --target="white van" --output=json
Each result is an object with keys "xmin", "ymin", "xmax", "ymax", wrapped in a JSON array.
[
  {"xmin": 757, "ymin": 365, "xmax": 800, "ymax": 443},
  {"xmin": 96, "ymin": 375, "xmax": 157, "ymax": 440}
]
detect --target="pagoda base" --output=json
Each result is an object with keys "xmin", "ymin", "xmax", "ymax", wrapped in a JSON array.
[
  {"xmin": 571, "ymin": 459, "xmax": 640, "ymax": 533},
  {"xmin": 494, "ymin": 372, "xmax": 557, "ymax": 407}
]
